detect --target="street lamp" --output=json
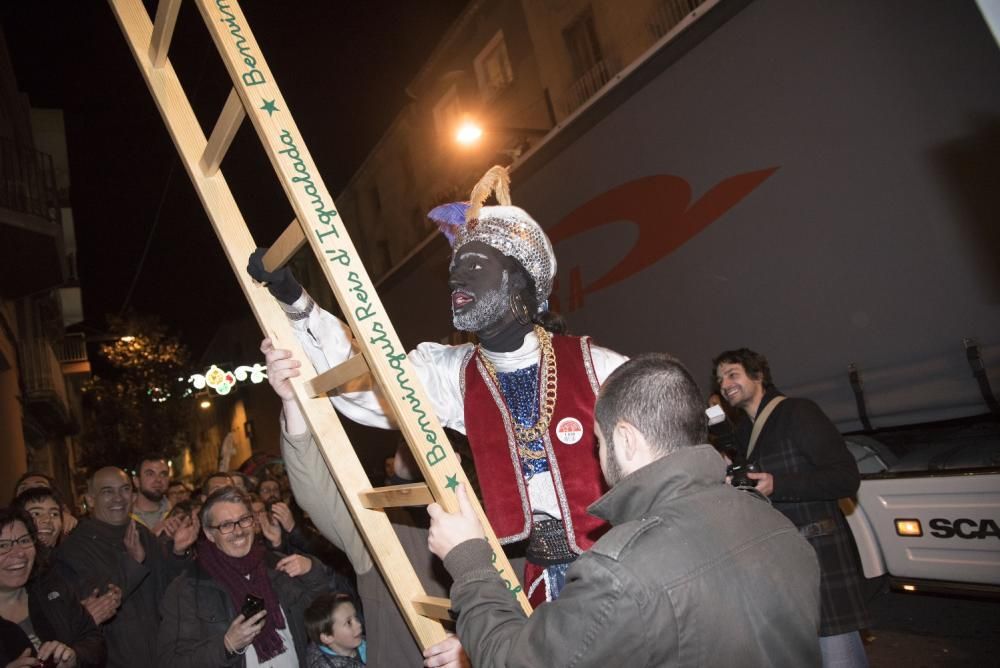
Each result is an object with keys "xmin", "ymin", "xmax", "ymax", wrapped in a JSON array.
[
  {"xmin": 455, "ymin": 121, "xmax": 484, "ymax": 146},
  {"xmin": 453, "ymin": 118, "xmax": 549, "ymax": 150}
]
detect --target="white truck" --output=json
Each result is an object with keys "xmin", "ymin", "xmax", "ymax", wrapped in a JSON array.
[{"xmin": 378, "ymin": 0, "xmax": 1000, "ymax": 594}]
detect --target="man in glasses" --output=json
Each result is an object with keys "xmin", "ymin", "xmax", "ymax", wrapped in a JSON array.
[
  {"xmin": 52, "ymin": 467, "xmax": 199, "ymax": 667},
  {"xmin": 158, "ymin": 486, "xmax": 325, "ymax": 666}
]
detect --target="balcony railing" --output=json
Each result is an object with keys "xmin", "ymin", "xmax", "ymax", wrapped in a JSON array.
[
  {"xmin": 563, "ymin": 56, "xmax": 621, "ymax": 116},
  {"xmin": 19, "ymin": 338, "xmax": 71, "ymax": 429},
  {"xmin": 0, "ymin": 136, "xmax": 60, "ymax": 222},
  {"xmin": 648, "ymin": 0, "xmax": 704, "ymax": 41},
  {"xmin": 56, "ymin": 333, "xmax": 88, "ymax": 364}
]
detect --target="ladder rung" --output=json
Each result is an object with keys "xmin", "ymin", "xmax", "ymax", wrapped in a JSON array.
[
  {"xmin": 199, "ymin": 88, "xmax": 246, "ymax": 176},
  {"xmin": 148, "ymin": 0, "xmax": 182, "ymax": 68},
  {"xmin": 305, "ymin": 353, "xmax": 369, "ymax": 397},
  {"xmin": 359, "ymin": 483, "xmax": 435, "ymax": 509},
  {"xmin": 411, "ymin": 595, "xmax": 453, "ymax": 621},
  {"xmin": 262, "ymin": 219, "xmax": 307, "ymax": 272}
]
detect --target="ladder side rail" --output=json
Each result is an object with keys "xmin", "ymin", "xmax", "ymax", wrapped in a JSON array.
[
  {"xmin": 108, "ymin": 0, "xmax": 451, "ymax": 646},
  {"xmin": 189, "ymin": 0, "xmax": 530, "ymax": 613}
]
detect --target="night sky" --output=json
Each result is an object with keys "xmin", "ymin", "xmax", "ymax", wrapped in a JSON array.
[{"xmin": 1, "ymin": 1, "xmax": 467, "ymax": 357}]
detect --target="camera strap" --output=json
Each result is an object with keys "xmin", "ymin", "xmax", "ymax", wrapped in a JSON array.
[{"xmin": 746, "ymin": 396, "xmax": 785, "ymax": 460}]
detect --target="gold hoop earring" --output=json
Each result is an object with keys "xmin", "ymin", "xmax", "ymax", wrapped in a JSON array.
[{"xmin": 509, "ymin": 292, "xmax": 531, "ymax": 325}]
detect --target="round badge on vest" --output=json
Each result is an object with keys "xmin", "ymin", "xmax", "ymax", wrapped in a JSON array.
[{"xmin": 556, "ymin": 417, "xmax": 584, "ymax": 445}]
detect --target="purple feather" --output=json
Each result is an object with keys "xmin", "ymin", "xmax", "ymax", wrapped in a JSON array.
[{"xmin": 427, "ymin": 201, "xmax": 470, "ymax": 246}]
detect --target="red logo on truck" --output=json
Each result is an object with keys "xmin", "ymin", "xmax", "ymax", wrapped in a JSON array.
[{"xmin": 547, "ymin": 168, "xmax": 778, "ymax": 311}]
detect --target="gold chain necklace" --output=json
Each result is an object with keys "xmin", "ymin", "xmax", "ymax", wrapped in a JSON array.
[{"xmin": 478, "ymin": 325, "xmax": 558, "ymax": 456}]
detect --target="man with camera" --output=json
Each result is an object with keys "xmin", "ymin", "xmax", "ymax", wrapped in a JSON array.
[
  {"xmin": 713, "ymin": 348, "xmax": 870, "ymax": 667},
  {"xmin": 427, "ymin": 354, "xmax": 822, "ymax": 667}
]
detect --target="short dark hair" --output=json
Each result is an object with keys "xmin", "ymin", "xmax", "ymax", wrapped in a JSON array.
[
  {"xmin": 711, "ymin": 348, "xmax": 774, "ymax": 392},
  {"xmin": 13, "ymin": 486, "xmax": 63, "ymax": 511},
  {"xmin": 304, "ymin": 592, "xmax": 357, "ymax": 643},
  {"xmin": 12, "ymin": 471, "xmax": 54, "ymax": 500},
  {"xmin": 0, "ymin": 506, "xmax": 41, "ymax": 578},
  {"xmin": 199, "ymin": 486, "xmax": 250, "ymax": 529},
  {"xmin": 135, "ymin": 452, "xmax": 169, "ymax": 474},
  {"xmin": 200, "ymin": 473, "xmax": 234, "ymax": 497},
  {"xmin": 595, "ymin": 353, "xmax": 707, "ymax": 458}
]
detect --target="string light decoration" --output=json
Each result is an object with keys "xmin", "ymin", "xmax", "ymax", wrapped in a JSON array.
[{"xmin": 189, "ymin": 363, "xmax": 268, "ymax": 396}]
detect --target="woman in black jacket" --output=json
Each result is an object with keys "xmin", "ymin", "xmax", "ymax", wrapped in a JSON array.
[
  {"xmin": 157, "ymin": 486, "xmax": 328, "ymax": 668},
  {"xmin": 0, "ymin": 507, "xmax": 105, "ymax": 667}
]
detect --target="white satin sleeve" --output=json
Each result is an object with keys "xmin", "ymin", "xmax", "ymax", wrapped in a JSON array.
[
  {"xmin": 285, "ymin": 292, "xmax": 470, "ymax": 434},
  {"xmin": 590, "ymin": 344, "xmax": 629, "ymax": 385}
]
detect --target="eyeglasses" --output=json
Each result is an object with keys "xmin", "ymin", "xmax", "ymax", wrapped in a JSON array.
[
  {"xmin": 0, "ymin": 534, "xmax": 35, "ymax": 555},
  {"xmin": 210, "ymin": 514, "xmax": 255, "ymax": 534}
]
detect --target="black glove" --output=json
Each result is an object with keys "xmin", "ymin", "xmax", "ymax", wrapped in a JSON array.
[{"xmin": 247, "ymin": 248, "xmax": 303, "ymax": 305}]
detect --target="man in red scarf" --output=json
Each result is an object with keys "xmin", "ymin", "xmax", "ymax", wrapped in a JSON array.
[{"xmin": 157, "ymin": 487, "xmax": 328, "ymax": 667}]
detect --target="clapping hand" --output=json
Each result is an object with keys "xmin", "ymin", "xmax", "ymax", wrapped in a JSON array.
[
  {"xmin": 81, "ymin": 584, "xmax": 122, "ymax": 625},
  {"xmin": 38, "ymin": 640, "xmax": 77, "ymax": 667},
  {"xmin": 274, "ymin": 554, "xmax": 312, "ymax": 577},
  {"xmin": 269, "ymin": 502, "xmax": 295, "ymax": 533},
  {"xmin": 171, "ymin": 512, "xmax": 200, "ymax": 555},
  {"xmin": 123, "ymin": 520, "xmax": 145, "ymax": 563}
]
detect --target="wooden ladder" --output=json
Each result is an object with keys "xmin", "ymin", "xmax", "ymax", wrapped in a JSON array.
[{"xmin": 109, "ymin": 0, "xmax": 532, "ymax": 648}]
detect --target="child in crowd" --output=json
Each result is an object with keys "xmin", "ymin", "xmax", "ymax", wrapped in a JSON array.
[{"xmin": 304, "ymin": 592, "xmax": 366, "ymax": 667}]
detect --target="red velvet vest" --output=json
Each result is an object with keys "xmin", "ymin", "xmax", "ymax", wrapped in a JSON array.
[{"xmin": 462, "ymin": 334, "xmax": 610, "ymax": 557}]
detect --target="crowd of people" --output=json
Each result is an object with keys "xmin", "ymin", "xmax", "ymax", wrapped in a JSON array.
[
  {"xmin": 1, "ymin": 461, "xmax": 365, "ymax": 668},
  {"xmin": 2, "ymin": 165, "xmax": 870, "ymax": 667}
]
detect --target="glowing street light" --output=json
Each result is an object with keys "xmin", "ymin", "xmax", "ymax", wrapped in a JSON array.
[
  {"xmin": 455, "ymin": 121, "xmax": 484, "ymax": 146},
  {"xmin": 199, "ymin": 399, "xmax": 212, "ymax": 409}
]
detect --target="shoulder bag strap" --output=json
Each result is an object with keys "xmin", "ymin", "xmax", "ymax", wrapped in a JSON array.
[{"xmin": 747, "ymin": 396, "xmax": 786, "ymax": 459}]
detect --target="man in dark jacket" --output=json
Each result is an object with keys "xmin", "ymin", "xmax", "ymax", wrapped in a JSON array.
[
  {"xmin": 428, "ymin": 353, "xmax": 822, "ymax": 667},
  {"xmin": 714, "ymin": 348, "xmax": 870, "ymax": 667},
  {"xmin": 157, "ymin": 486, "xmax": 329, "ymax": 667},
  {"xmin": 53, "ymin": 467, "xmax": 198, "ymax": 667}
]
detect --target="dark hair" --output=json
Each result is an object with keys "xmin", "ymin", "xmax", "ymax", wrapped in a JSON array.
[
  {"xmin": 13, "ymin": 486, "xmax": 63, "ymax": 511},
  {"xmin": 135, "ymin": 452, "xmax": 169, "ymax": 475},
  {"xmin": 199, "ymin": 486, "xmax": 251, "ymax": 529},
  {"xmin": 305, "ymin": 592, "xmax": 357, "ymax": 643},
  {"xmin": 507, "ymin": 257, "xmax": 567, "ymax": 335},
  {"xmin": 12, "ymin": 471, "xmax": 55, "ymax": 501},
  {"xmin": 0, "ymin": 506, "xmax": 41, "ymax": 579},
  {"xmin": 200, "ymin": 473, "xmax": 234, "ymax": 497},
  {"xmin": 711, "ymin": 348, "xmax": 774, "ymax": 392},
  {"xmin": 166, "ymin": 500, "xmax": 196, "ymax": 520},
  {"xmin": 595, "ymin": 353, "xmax": 708, "ymax": 458}
]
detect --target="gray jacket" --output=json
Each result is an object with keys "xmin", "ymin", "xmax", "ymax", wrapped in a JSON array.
[{"xmin": 445, "ymin": 445, "xmax": 822, "ymax": 667}]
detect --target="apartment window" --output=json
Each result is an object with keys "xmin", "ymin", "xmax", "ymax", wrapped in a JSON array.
[
  {"xmin": 474, "ymin": 31, "xmax": 514, "ymax": 100},
  {"xmin": 433, "ymin": 86, "xmax": 463, "ymax": 140},
  {"xmin": 563, "ymin": 6, "xmax": 603, "ymax": 79}
]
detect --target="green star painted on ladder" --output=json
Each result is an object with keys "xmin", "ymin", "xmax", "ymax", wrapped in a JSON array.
[
  {"xmin": 444, "ymin": 474, "xmax": 459, "ymax": 492},
  {"xmin": 260, "ymin": 99, "xmax": 279, "ymax": 116}
]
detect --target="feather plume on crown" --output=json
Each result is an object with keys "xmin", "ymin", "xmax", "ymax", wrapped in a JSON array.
[{"xmin": 427, "ymin": 166, "xmax": 511, "ymax": 246}]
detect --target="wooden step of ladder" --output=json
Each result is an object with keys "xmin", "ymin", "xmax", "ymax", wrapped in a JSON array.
[{"xmin": 109, "ymin": 0, "xmax": 532, "ymax": 648}]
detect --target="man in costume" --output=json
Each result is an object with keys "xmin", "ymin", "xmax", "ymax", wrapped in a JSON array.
[
  {"xmin": 713, "ymin": 348, "xmax": 870, "ymax": 667},
  {"xmin": 425, "ymin": 354, "xmax": 822, "ymax": 667},
  {"xmin": 251, "ymin": 166, "xmax": 627, "ymax": 609}
]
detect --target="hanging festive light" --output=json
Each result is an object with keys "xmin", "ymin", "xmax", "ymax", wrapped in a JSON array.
[{"xmin": 189, "ymin": 363, "xmax": 268, "ymax": 396}]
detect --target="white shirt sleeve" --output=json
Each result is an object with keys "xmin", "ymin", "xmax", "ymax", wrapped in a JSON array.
[
  {"xmin": 283, "ymin": 292, "xmax": 471, "ymax": 434},
  {"xmin": 590, "ymin": 343, "xmax": 629, "ymax": 385}
]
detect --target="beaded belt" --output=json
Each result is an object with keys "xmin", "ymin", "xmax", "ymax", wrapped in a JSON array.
[{"xmin": 526, "ymin": 518, "xmax": 577, "ymax": 566}]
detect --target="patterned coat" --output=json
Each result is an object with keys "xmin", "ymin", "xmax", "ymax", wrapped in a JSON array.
[{"xmin": 734, "ymin": 388, "xmax": 871, "ymax": 636}]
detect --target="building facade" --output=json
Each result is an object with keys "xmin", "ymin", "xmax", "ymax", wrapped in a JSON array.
[
  {"xmin": 0, "ymin": 26, "xmax": 88, "ymax": 504},
  {"xmin": 319, "ymin": 0, "xmax": 703, "ymax": 299}
]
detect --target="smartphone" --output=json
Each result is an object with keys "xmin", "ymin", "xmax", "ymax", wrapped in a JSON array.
[{"xmin": 241, "ymin": 593, "xmax": 266, "ymax": 619}]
